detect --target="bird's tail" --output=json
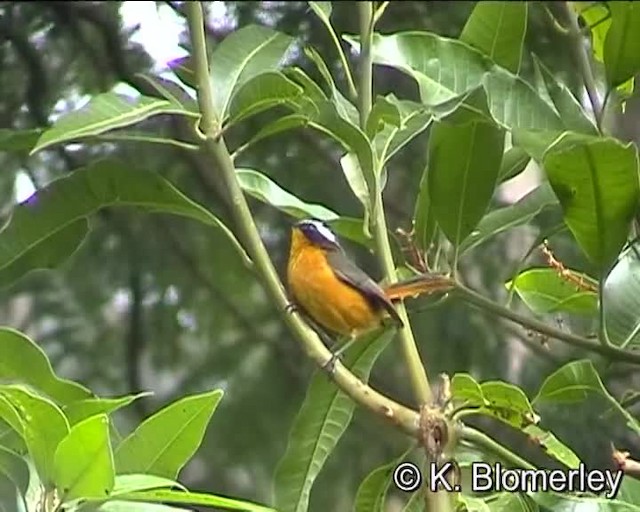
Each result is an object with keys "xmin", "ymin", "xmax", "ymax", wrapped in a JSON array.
[{"xmin": 384, "ymin": 273, "xmax": 454, "ymax": 301}]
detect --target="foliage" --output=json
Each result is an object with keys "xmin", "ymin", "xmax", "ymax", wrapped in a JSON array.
[{"xmin": 1, "ymin": 1, "xmax": 640, "ymax": 512}]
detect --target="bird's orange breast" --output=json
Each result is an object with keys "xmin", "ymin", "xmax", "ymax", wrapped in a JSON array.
[{"xmin": 287, "ymin": 231, "xmax": 381, "ymax": 336}]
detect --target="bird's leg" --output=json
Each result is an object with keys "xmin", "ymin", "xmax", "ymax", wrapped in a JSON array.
[{"xmin": 322, "ymin": 334, "xmax": 358, "ymax": 374}]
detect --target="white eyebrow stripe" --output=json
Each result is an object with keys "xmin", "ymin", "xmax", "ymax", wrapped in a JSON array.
[{"xmin": 310, "ymin": 220, "xmax": 337, "ymax": 243}]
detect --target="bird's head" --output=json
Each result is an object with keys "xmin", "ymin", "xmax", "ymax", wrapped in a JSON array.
[{"xmin": 292, "ymin": 219, "xmax": 341, "ymax": 251}]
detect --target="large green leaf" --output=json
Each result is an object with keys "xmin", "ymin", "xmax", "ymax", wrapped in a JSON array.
[
  {"xmin": 110, "ymin": 474, "xmax": 185, "ymax": 497},
  {"xmin": 0, "ymin": 159, "xmax": 250, "ymax": 288},
  {"xmin": 236, "ymin": 169, "xmax": 367, "ymax": 246},
  {"xmin": 459, "ymin": 181, "xmax": 559, "ymax": 254},
  {"xmin": 0, "ymin": 446, "xmax": 29, "ymax": 500},
  {"xmin": 0, "ymin": 385, "xmax": 69, "ymax": 486},
  {"xmin": 543, "ymin": 134, "xmax": 639, "ymax": 270},
  {"xmin": 498, "ymin": 146, "xmax": 530, "ymax": 182},
  {"xmin": 114, "ymin": 389, "xmax": 223, "ymax": 479},
  {"xmin": 603, "ymin": 2, "xmax": 640, "ymax": 88},
  {"xmin": 427, "ymin": 117, "xmax": 504, "ymax": 247},
  {"xmin": 353, "ymin": 448, "xmax": 412, "ymax": 512},
  {"xmin": 360, "ymin": 32, "xmax": 561, "ymax": 132},
  {"xmin": 369, "ymin": 96, "xmax": 432, "ymax": 166},
  {"xmin": 413, "ymin": 161, "xmax": 437, "ymax": 253},
  {"xmin": 531, "ymin": 55, "xmax": 598, "ymax": 135},
  {"xmin": 227, "ymin": 72, "xmax": 303, "ymax": 126},
  {"xmin": 53, "ymin": 414, "xmax": 114, "ymax": 501},
  {"xmin": 96, "ymin": 502, "xmax": 189, "ymax": 512},
  {"xmin": 533, "ymin": 359, "xmax": 640, "ymax": 435},
  {"xmin": 482, "ymin": 68, "xmax": 563, "ymax": 131},
  {"xmin": 0, "ymin": 128, "xmax": 43, "ymax": 154},
  {"xmin": 603, "ymin": 244, "xmax": 640, "ymax": 347},
  {"xmin": 522, "ymin": 424, "xmax": 581, "ymax": 469},
  {"xmin": 0, "ymin": 328, "xmax": 91, "ymax": 405},
  {"xmin": 361, "ymin": 32, "xmax": 492, "ymax": 107},
  {"xmin": 210, "ymin": 25, "xmax": 294, "ymax": 119},
  {"xmin": 112, "ymin": 488, "xmax": 276, "ymax": 512},
  {"xmin": 451, "ymin": 374, "xmax": 538, "ymax": 430},
  {"xmin": 506, "ymin": 267, "xmax": 598, "ymax": 315},
  {"xmin": 273, "ymin": 332, "xmax": 393, "ymax": 512},
  {"xmin": 460, "ymin": 1, "xmax": 528, "ymax": 74},
  {"xmin": 62, "ymin": 393, "xmax": 151, "ymax": 426},
  {"xmin": 32, "ymin": 93, "xmax": 192, "ymax": 154},
  {"xmin": 530, "ymin": 490, "xmax": 638, "ymax": 511}
]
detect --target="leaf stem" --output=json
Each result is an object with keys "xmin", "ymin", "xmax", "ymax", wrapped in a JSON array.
[
  {"xmin": 357, "ymin": 1, "xmax": 432, "ymax": 405},
  {"xmin": 562, "ymin": 1, "xmax": 603, "ymax": 130},
  {"xmin": 461, "ymin": 426, "xmax": 537, "ymax": 471},
  {"xmin": 323, "ymin": 12, "xmax": 358, "ymax": 101},
  {"xmin": 185, "ymin": 2, "xmax": 421, "ymax": 437},
  {"xmin": 454, "ymin": 282, "xmax": 640, "ymax": 365}
]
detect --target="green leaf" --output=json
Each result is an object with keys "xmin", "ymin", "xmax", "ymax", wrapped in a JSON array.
[
  {"xmin": 0, "ymin": 219, "xmax": 88, "ymax": 289},
  {"xmin": 0, "ymin": 159, "xmax": 251, "ymax": 287},
  {"xmin": 401, "ymin": 492, "xmax": 425, "ymax": 512},
  {"xmin": 210, "ymin": 25, "xmax": 294, "ymax": 118},
  {"xmin": 361, "ymin": 32, "xmax": 492, "ymax": 107},
  {"xmin": 413, "ymin": 161, "xmax": 437, "ymax": 253},
  {"xmin": 227, "ymin": 72, "xmax": 304, "ymax": 126},
  {"xmin": 114, "ymin": 389, "xmax": 223, "ymax": 479},
  {"xmin": 533, "ymin": 359, "xmax": 640, "ymax": 435},
  {"xmin": 427, "ymin": 118, "xmax": 504, "ymax": 247},
  {"xmin": 96, "ymin": 503, "xmax": 189, "ymax": 511},
  {"xmin": 451, "ymin": 374, "xmax": 538, "ymax": 429},
  {"xmin": 237, "ymin": 169, "xmax": 338, "ymax": 221},
  {"xmin": 274, "ymin": 332, "xmax": 393, "ymax": 512},
  {"xmin": 236, "ymin": 169, "xmax": 367, "ymax": 246},
  {"xmin": 0, "ymin": 129, "xmax": 43, "ymax": 154},
  {"xmin": 111, "ymin": 474, "xmax": 185, "ymax": 496},
  {"xmin": 340, "ymin": 153, "xmax": 373, "ymax": 235},
  {"xmin": 134, "ymin": 73, "xmax": 198, "ymax": 112},
  {"xmin": 543, "ymin": 134, "xmax": 639, "ymax": 270},
  {"xmin": 487, "ymin": 493, "xmax": 538, "ymax": 512},
  {"xmin": 512, "ymin": 129, "xmax": 564, "ymax": 162},
  {"xmin": 531, "ymin": 55, "xmax": 597, "ymax": 135},
  {"xmin": 522, "ymin": 424, "xmax": 581, "ymax": 469},
  {"xmin": 498, "ymin": 146, "xmax": 530, "ymax": 182},
  {"xmin": 236, "ymin": 114, "xmax": 308, "ymax": 153},
  {"xmin": 53, "ymin": 414, "xmax": 114, "ymax": 501},
  {"xmin": 371, "ymin": 96, "xmax": 432, "ymax": 166},
  {"xmin": 459, "ymin": 181, "xmax": 559, "ymax": 254},
  {"xmin": 0, "ymin": 385, "xmax": 69, "ymax": 485},
  {"xmin": 603, "ymin": 244, "xmax": 640, "ymax": 347},
  {"xmin": 374, "ymin": 35, "xmax": 482, "ymax": 103},
  {"xmin": 308, "ymin": 2, "xmax": 332, "ymax": 30},
  {"xmin": 0, "ymin": 446, "xmax": 29, "ymax": 499},
  {"xmin": 0, "ymin": 328, "xmax": 91, "ymax": 405},
  {"xmin": 114, "ymin": 489, "xmax": 276, "ymax": 512},
  {"xmin": 482, "ymin": 68, "xmax": 563, "ymax": 131},
  {"xmin": 530, "ymin": 490, "xmax": 639, "ymax": 511},
  {"xmin": 304, "ymin": 46, "xmax": 359, "ymax": 125},
  {"xmin": 460, "ymin": 1, "xmax": 528, "ymax": 74},
  {"xmin": 354, "ymin": 448, "xmax": 412, "ymax": 512},
  {"xmin": 603, "ymin": 2, "xmax": 640, "ymax": 87},
  {"xmin": 360, "ymin": 32, "xmax": 561, "ymax": 132},
  {"xmin": 506, "ymin": 267, "xmax": 598, "ymax": 315},
  {"xmin": 32, "ymin": 93, "xmax": 191, "ymax": 154},
  {"xmin": 62, "ymin": 393, "xmax": 151, "ymax": 426}
]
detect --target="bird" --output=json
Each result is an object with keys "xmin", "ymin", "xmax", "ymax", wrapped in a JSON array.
[{"xmin": 287, "ymin": 218, "xmax": 452, "ymax": 369}]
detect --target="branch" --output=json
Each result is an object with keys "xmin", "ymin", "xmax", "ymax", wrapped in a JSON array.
[
  {"xmin": 561, "ymin": 1, "xmax": 603, "ymax": 130},
  {"xmin": 358, "ymin": 1, "xmax": 432, "ymax": 405},
  {"xmin": 461, "ymin": 425, "xmax": 537, "ymax": 471},
  {"xmin": 185, "ymin": 3, "xmax": 420, "ymax": 436},
  {"xmin": 454, "ymin": 282, "xmax": 640, "ymax": 365}
]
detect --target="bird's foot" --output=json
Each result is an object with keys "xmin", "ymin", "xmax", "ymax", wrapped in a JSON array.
[
  {"xmin": 321, "ymin": 352, "xmax": 340, "ymax": 375},
  {"xmin": 285, "ymin": 302, "xmax": 298, "ymax": 314}
]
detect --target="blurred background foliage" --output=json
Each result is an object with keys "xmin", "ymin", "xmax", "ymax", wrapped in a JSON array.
[{"xmin": 1, "ymin": 2, "xmax": 639, "ymax": 511}]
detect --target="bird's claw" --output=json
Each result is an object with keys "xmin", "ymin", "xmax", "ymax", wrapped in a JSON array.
[
  {"xmin": 321, "ymin": 353, "xmax": 340, "ymax": 374},
  {"xmin": 285, "ymin": 302, "xmax": 298, "ymax": 314}
]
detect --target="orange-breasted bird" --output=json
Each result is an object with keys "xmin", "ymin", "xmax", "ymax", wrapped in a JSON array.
[{"xmin": 287, "ymin": 219, "xmax": 452, "ymax": 366}]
